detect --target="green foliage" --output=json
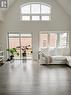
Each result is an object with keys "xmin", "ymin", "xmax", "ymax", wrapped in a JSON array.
[{"xmin": 6, "ymin": 48, "xmax": 19, "ymax": 56}]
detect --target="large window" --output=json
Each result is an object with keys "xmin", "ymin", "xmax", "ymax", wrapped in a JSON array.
[
  {"xmin": 50, "ymin": 33, "xmax": 57, "ymax": 48},
  {"xmin": 39, "ymin": 32, "xmax": 69, "ymax": 50},
  {"xmin": 39, "ymin": 33, "xmax": 48, "ymax": 49},
  {"xmin": 59, "ymin": 33, "xmax": 68, "ymax": 48},
  {"xmin": 20, "ymin": 2, "xmax": 51, "ymax": 21},
  {"xmin": 8, "ymin": 33, "xmax": 32, "ymax": 59}
]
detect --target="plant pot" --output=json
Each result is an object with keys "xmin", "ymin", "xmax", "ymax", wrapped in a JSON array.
[
  {"xmin": 10, "ymin": 55, "xmax": 14, "ymax": 60},
  {"xmin": 22, "ymin": 52, "xmax": 26, "ymax": 57},
  {"xmin": 7, "ymin": 55, "xmax": 14, "ymax": 61}
]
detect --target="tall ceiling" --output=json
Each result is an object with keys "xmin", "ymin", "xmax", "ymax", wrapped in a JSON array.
[
  {"xmin": 0, "ymin": 0, "xmax": 71, "ymax": 19},
  {"xmin": 57, "ymin": 0, "xmax": 71, "ymax": 17},
  {"xmin": 9, "ymin": 0, "xmax": 15, "ymax": 7},
  {"xmin": 8, "ymin": 0, "xmax": 71, "ymax": 17}
]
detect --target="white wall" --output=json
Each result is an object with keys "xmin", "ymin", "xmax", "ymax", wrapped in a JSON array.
[
  {"xmin": 0, "ymin": 0, "xmax": 71, "ymax": 60},
  {"xmin": 69, "ymin": 20, "xmax": 71, "ymax": 54},
  {"xmin": 0, "ymin": 9, "xmax": 4, "ymax": 21},
  {"xmin": 0, "ymin": 22, "xmax": 3, "ymax": 44}
]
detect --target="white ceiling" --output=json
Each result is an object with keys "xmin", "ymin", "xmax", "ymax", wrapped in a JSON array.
[
  {"xmin": 9, "ymin": 0, "xmax": 16, "ymax": 8},
  {"xmin": 8, "ymin": 0, "xmax": 71, "ymax": 17},
  {"xmin": 0, "ymin": 0, "xmax": 71, "ymax": 17},
  {"xmin": 57, "ymin": 0, "xmax": 71, "ymax": 17}
]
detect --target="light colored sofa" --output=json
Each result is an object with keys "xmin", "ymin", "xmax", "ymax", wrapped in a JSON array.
[{"xmin": 39, "ymin": 48, "xmax": 71, "ymax": 66}]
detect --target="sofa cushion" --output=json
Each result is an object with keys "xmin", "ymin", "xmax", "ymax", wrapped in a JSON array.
[
  {"xmin": 48, "ymin": 48, "xmax": 56, "ymax": 56},
  {"xmin": 54, "ymin": 48, "xmax": 63, "ymax": 56},
  {"xmin": 63, "ymin": 48, "xmax": 70, "ymax": 56},
  {"xmin": 41, "ymin": 48, "xmax": 70, "ymax": 56},
  {"xmin": 52, "ymin": 56, "xmax": 67, "ymax": 61}
]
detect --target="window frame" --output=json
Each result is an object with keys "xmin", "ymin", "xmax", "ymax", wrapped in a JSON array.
[
  {"xmin": 39, "ymin": 31, "xmax": 69, "ymax": 50},
  {"xmin": 20, "ymin": 2, "xmax": 51, "ymax": 21}
]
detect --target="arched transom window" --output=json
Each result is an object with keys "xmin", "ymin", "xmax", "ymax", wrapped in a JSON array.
[{"xmin": 20, "ymin": 2, "xmax": 51, "ymax": 21}]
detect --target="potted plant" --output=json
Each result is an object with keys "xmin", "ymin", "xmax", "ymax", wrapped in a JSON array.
[
  {"xmin": 6, "ymin": 48, "xmax": 19, "ymax": 61},
  {"xmin": 21, "ymin": 45, "xmax": 30, "ymax": 57}
]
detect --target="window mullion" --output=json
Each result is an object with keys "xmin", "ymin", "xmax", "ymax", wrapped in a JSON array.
[
  {"xmin": 42, "ymin": 14, "xmax": 50, "ymax": 16},
  {"xmin": 48, "ymin": 33, "xmax": 50, "ymax": 48},
  {"xmin": 21, "ymin": 14, "xmax": 30, "ymax": 16},
  {"xmin": 57, "ymin": 33, "xmax": 60, "ymax": 48}
]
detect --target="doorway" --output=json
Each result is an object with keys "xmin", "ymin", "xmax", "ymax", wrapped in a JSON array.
[{"xmin": 8, "ymin": 33, "xmax": 32, "ymax": 59}]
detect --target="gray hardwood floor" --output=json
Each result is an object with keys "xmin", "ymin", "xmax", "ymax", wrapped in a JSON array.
[{"xmin": 0, "ymin": 60, "xmax": 71, "ymax": 95}]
